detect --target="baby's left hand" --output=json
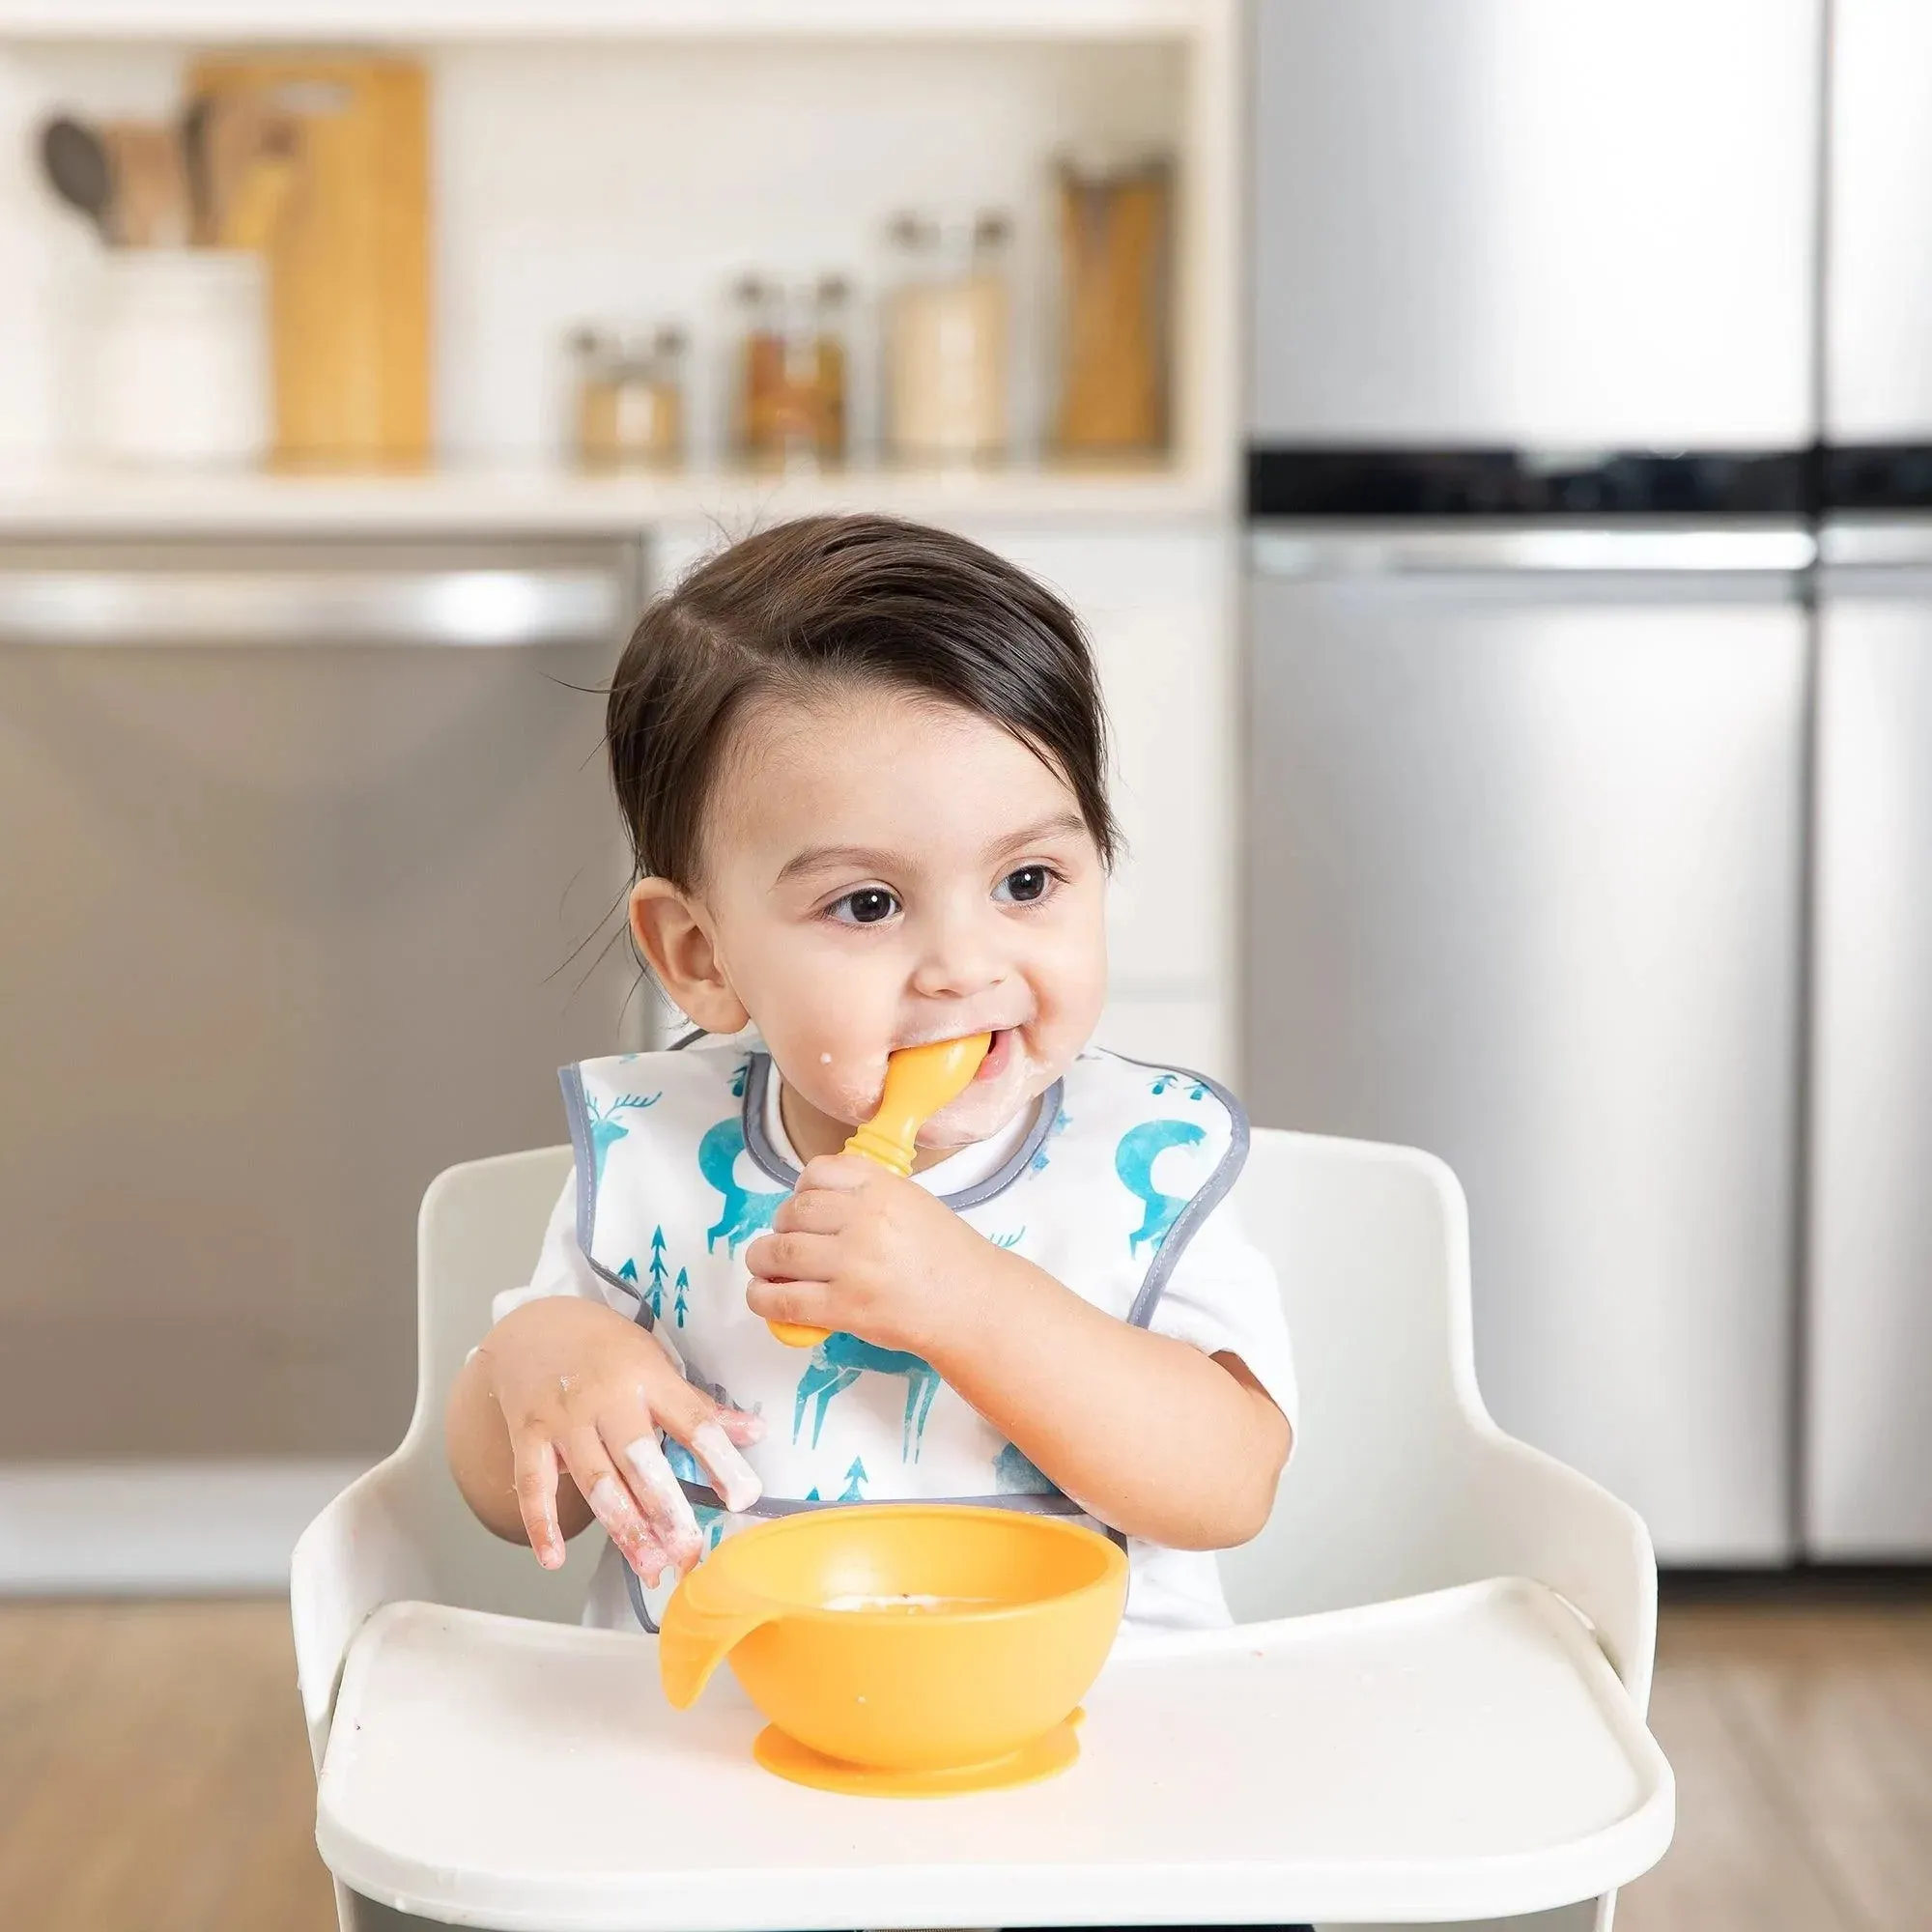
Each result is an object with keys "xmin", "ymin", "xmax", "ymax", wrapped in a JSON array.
[{"xmin": 745, "ymin": 1154, "xmax": 1001, "ymax": 1356}]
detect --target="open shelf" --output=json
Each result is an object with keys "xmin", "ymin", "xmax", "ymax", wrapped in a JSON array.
[{"xmin": 0, "ymin": 458, "xmax": 1230, "ymax": 537}]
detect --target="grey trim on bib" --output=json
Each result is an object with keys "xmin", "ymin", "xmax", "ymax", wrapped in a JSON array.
[
  {"xmin": 558, "ymin": 1065, "xmax": 598, "ymax": 1263},
  {"xmin": 1106, "ymin": 1055, "xmax": 1252, "ymax": 1331},
  {"xmin": 625, "ymin": 1563, "xmax": 660, "ymax": 1634},
  {"xmin": 740, "ymin": 1051, "xmax": 1062, "ymax": 1209},
  {"xmin": 561, "ymin": 1032, "xmax": 716, "ymax": 1328}
]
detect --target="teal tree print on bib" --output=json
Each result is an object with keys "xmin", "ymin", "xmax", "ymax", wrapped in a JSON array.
[
  {"xmin": 672, "ymin": 1265, "xmax": 690, "ymax": 1327},
  {"xmin": 1115, "ymin": 1118, "xmax": 1207, "ymax": 1255},
  {"xmin": 1150, "ymin": 1070, "xmax": 1208, "ymax": 1101},
  {"xmin": 585, "ymin": 1090, "xmax": 662, "ymax": 1182},
  {"xmin": 793, "ymin": 1334, "xmax": 942, "ymax": 1463},
  {"xmin": 645, "ymin": 1228, "xmax": 668, "ymax": 1319},
  {"xmin": 839, "ymin": 1458, "xmax": 868, "ymax": 1502},
  {"xmin": 699, "ymin": 1117, "xmax": 786, "ymax": 1254},
  {"xmin": 994, "ymin": 1441, "xmax": 1054, "ymax": 1494},
  {"xmin": 729, "ymin": 1057, "xmax": 750, "ymax": 1097},
  {"xmin": 1031, "ymin": 1104, "xmax": 1071, "ymax": 1174}
]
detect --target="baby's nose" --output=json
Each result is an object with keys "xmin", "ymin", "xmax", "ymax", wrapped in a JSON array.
[{"xmin": 907, "ymin": 908, "xmax": 1006, "ymax": 999}]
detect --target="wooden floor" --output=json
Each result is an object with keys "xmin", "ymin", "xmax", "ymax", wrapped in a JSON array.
[{"xmin": 0, "ymin": 1584, "xmax": 1925, "ymax": 1931}]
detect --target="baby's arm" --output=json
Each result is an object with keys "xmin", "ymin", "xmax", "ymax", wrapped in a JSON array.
[
  {"xmin": 746, "ymin": 1155, "xmax": 1291, "ymax": 1548},
  {"xmin": 940, "ymin": 1284, "xmax": 1290, "ymax": 1549},
  {"xmin": 446, "ymin": 1185, "xmax": 764, "ymax": 1580}
]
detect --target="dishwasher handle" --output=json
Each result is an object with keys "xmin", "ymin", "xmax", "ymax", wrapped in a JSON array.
[{"xmin": 0, "ymin": 565, "xmax": 626, "ymax": 648}]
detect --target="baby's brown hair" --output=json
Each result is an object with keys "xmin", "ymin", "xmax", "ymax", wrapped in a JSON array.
[{"xmin": 605, "ymin": 513, "xmax": 1120, "ymax": 889}]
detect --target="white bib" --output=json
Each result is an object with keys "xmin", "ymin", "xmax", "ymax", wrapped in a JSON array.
[{"xmin": 560, "ymin": 1036, "xmax": 1247, "ymax": 1629}]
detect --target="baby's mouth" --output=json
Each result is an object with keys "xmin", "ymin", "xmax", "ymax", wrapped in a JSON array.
[{"xmin": 974, "ymin": 1028, "xmax": 1017, "ymax": 1082}]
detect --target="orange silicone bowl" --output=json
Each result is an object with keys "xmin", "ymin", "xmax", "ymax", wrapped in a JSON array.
[{"xmin": 659, "ymin": 1505, "xmax": 1128, "ymax": 1776}]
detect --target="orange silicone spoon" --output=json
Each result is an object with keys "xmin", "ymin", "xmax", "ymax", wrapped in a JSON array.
[{"xmin": 768, "ymin": 1032, "xmax": 993, "ymax": 1348}]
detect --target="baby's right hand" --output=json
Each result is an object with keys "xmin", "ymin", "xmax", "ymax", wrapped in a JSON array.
[{"xmin": 475, "ymin": 1296, "xmax": 763, "ymax": 1581}]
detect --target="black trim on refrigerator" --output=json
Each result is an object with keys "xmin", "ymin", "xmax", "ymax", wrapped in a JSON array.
[
  {"xmin": 1819, "ymin": 444, "xmax": 1932, "ymax": 513},
  {"xmin": 1246, "ymin": 447, "xmax": 1817, "ymax": 520}
]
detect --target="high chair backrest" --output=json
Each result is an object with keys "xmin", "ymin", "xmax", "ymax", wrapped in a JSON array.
[
  {"xmin": 395, "ymin": 1133, "xmax": 1533, "ymax": 1629},
  {"xmin": 400, "ymin": 1144, "xmax": 598, "ymax": 1620},
  {"xmin": 1216, "ymin": 1127, "xmax": 1501, "ymax": 1621}
]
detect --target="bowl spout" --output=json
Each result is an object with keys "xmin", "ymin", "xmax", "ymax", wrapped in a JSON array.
[{"xmin": 658, "ymin": 1559, "xmax": 779, "ymax": 1710}]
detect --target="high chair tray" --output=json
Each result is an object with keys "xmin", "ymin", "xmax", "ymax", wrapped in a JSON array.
[{"xmin": 317, "ymin": 1576, "xmax": 1673, "ymax": 1931}]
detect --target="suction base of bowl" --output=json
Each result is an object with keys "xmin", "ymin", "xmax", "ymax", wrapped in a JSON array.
[{"xmin": 752, "ymin": 1713, "xmax": 1083, "ymax": 1798}]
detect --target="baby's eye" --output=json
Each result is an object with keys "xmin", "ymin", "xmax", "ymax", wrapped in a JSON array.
[
  {"xmin": 994, "ymin": 865, "xmax": 1054, "ymax": 906},
  {"xmin": 828, "ymin": 887, "xmax": 900, "ymax": 926}
]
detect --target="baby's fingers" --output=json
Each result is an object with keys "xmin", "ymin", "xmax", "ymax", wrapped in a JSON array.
[
  {"xmin": 557, "ymin": 1428, "xmax": 673, "ymax": 1584},
  {"xmin": 711, "ymin": 1406, "xmax": 766, "ymax": 1449},
  {"xmin": 609, "ymin": 1426, "xmax": 704, "ymax": 1570},
  {"xmin": 511, "ymin": 1434, "xmax": 566, "ymax": 1571},
  {"xmin": 746, "ymin": 1274, "xmax": 838, "ymax": 1339},
  {"xmin": 746, "ymin": 1228, "xmax": 838, "ymax": 1283},
  {"xmin": 772, "ymin": 1187, "xmax": 852, "ymax": 1236},
  {"xmin": 652, "ymin": 1380, "xmax": 764, "ymax": 1514}
]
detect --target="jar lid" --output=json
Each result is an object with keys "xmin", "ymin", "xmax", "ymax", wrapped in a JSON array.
[
  {"xmin": 973, "ymin": 210, "xmax": 1012, "ymax": 250},
  {"xmin": 886, "ymin": 211, "xmax": 936, "ymax": 252}
]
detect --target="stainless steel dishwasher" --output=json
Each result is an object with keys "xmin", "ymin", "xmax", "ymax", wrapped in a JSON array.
[
  {"xmin": 1243, "ymin": 525, "xmax": 1810, "ymax": 1563},
  {"xmin": 0, "ymin": 539, "xmax": 644, "ymax": 1461}
]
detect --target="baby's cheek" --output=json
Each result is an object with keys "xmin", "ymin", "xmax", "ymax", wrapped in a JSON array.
[{"xmin": 778, "ymin": 1036, "xmax": 889, "ymax": 1125}]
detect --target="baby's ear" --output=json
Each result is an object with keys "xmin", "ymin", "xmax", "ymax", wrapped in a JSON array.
[{"xmin": 629, "ymin": 878, "xmax": 749, "ymax": 1036}]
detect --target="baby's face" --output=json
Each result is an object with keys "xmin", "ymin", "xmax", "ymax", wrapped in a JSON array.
[{"xmin": 697, "ymin": 687, "xmax": 1108, "ymax": 1146}]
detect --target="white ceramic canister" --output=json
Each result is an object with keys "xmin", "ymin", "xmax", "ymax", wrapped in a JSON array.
[{"xmin": 87, "ymin": 250, "xmax": 270, "ymax": 468}]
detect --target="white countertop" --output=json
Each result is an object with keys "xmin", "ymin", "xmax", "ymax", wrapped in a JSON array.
[{"xmin": 0, "ymin": 460, "xmax": 1231, "ymax": 540}]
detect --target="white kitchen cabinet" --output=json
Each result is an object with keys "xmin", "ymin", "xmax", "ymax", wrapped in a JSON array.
[{"xmin": 967, "ymin": 526, "xmax": 1235, "ymax": 1022}]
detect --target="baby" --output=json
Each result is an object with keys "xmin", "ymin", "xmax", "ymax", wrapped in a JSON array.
[{"xmin": 446, "ymin": 513, "xmax": 1296, "ymax": 1635}]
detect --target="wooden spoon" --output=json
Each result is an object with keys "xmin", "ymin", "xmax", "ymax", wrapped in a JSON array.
[
  {"xmin": 101, "ymin": 121, "xmax": 189, "ymax": 249},
  {"xmin": 40, "ymin": 115, "xmax": 115, "ymax": 242}
]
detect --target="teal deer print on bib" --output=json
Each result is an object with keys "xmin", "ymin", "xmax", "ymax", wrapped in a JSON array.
[
  {"xmin": 794, "ymin": 1334, "xmax": 942, "ymax": 1463},
  {"xmin": 699, "ymin": 1118, "xmax": 786, "ymax": 1255},
  {"xmin": 586, "ymin": 1091, "xmax": 662, "ymax": 1182},
  {"xmin": 994, "ymin": 1440, "xmax": 1054, "ymax": 1494},
  {"xmin": 1115, "ymin": 1118, "xmax": 1207, "ymax": 1255}
]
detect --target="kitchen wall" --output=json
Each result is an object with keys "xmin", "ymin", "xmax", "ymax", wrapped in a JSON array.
[
  {"xmin": 0, "ymin": 36, "xmax": 1186, "ymax": 466},
  {"xmin": 0, "ymin": 15, "xmax": 1230, "ymax": 1581}
]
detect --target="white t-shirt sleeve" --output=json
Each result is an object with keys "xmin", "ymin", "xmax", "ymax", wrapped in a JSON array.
[
  {"xmin": 1145, "ymin": 1187, "xmax": 1299, "ymax": 1439},
  {"xmin": 488, "ymin": 1174, "xmax": 617, "ymax": 1328}
]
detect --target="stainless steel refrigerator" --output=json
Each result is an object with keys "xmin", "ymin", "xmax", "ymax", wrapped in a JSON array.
[
  {"xmin": 1243, "ymin": 0, "xmax": 1824, "ymax": 1563},
  {"xmin": 1805, "ymin": 0, "xmax": 1932, "ymax": 1558}
]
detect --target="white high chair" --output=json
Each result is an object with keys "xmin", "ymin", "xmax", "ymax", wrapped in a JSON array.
[{"xmin": 293, "ymin": 1130, "xmax": 1672, "ymax": 1932}]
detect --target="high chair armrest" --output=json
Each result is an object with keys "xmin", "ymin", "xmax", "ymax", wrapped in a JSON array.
[
  {"xmin": 290, "ymin": 1453, "xmax": 436, "ymax": 1770},
  {"xmin": 1454, "ymin": 1427, "xmax": 1659, "ymax": 1715}
]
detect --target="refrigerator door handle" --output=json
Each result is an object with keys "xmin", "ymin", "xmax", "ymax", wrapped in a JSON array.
[
  {"xmin": 1250, "ymin": 526, "xmax": 1817, "ymax": 581},
  {"xmin": 0, "ymin": 565, "xmax": 625, "ymax": 648}
]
